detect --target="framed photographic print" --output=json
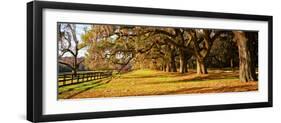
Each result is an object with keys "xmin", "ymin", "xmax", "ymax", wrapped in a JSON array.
[{"xmin": 27, "ymin": 1, "xmax": 273, "ymax": 122}]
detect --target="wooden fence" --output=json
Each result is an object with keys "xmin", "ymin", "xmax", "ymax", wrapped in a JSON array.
[{"xmin": 58, "ymin": 71, "xmax": 112, "ymax": 87}]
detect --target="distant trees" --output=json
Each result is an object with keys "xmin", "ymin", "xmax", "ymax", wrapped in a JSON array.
[{"xmin": 206, "ymin": 32, "xmax": 238, "ymax": 68}]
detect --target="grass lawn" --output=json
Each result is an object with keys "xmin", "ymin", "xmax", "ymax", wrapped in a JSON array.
[{"xmin": 58, "ymin": 69, "xmax": 258, "ymax": 99}]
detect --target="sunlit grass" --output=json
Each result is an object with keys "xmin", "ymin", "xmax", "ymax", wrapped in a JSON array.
[{"xmin": 58, "ymin": 69, "xmax": 258, "ymax": 99}]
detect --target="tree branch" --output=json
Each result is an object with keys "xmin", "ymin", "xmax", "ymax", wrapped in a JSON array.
[{"xmin": 58, "ymin": 61, "xmax": 74, "ymax": 70}]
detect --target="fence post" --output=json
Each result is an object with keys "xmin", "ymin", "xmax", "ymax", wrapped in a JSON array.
[
  {"xmin": 59, "ymin": 71, "xmax": 113, "ymax": 87},
  {"xmin": 77, "ymin": 74, "xmax": 79, "ymax": 83},
  {"xmin": 63, "ymin": 74, "xmax": 66, "ymax": 86},
  {"xmin": 71, "ymin": 74, "xmax": 73, "ymax": 84}
]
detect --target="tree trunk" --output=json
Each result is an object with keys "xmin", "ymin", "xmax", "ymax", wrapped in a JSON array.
[
  {"xmin": 230, "ymin": 58, "xmax": 234, "ymax": 68},
  {"xmin": 184, "ymin": 53, "xmax": 190, "ymax": 73},
  {"xmin": 166, "ymin": 63, "xmax": 171, "ymax": 72},
  {"xmin": 234, "ymin": 31, "xmax": 257, "ymax": 82},
  {"xmin": 230, "ymin": 58, "xmax": 234, "ymax": 71},
  {"xmin": 170, "ymin": 49, "xmax": 177, "ymax": 72},
  {"xmin": 184, "ymin": 62, "xmax": 188, "ymax": 73},
  {"xmin": 196, "ymin": 59, "xmax": 207, "ymax": 74},
  {"xmin": 170, "ymin": 60, "xmax": 177, "ymax": 72},
  {"xmin": 72, "ymin": 56, "xmax": 78, "ymax": 76},
  {"xmin": 179, "ymin": 49, "xmax": 186, "ymax": 73},
  {"xmin": 163, "ymin": 64, "xmax": 167, "ymax": 72}
]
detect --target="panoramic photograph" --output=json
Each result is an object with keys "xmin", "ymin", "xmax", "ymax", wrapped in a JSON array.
[{"xmin": 57, "ymin": 23, "xmax": 258, "ymax": 99}]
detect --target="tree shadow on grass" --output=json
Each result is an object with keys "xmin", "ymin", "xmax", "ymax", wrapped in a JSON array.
[
  {"xmin": 59, "ymin": 79, "xmax": 112, "ymax": 99},
  {"xmin": 156, "ymin": 87, "xmax": 209, "ymax": 95},
  {"xmin": 156, "ymin": 84, "xmax": 257, "ymax": 95},
  {"xmin": 59, "ymin": 80, "xmax": 103, "ymax": 94},
  {"xmin": 145, "ymin": 72, "xmax": 239, "ymax": 85},
  {"xmin": 199, "ymin": 84, "xmax": 258, "ymax": 93},
  {"xmin": 120, "ymin": 70, "xmax": 194, "ymax": 79},
  {"xmin": 121, "ymin": 75, "xmax": 169, "ymax": 79}
]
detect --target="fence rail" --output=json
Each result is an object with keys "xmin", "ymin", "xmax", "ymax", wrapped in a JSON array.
[{"xmin": 58, "ymin": 71, "xmax": 112, "ymax": 87}]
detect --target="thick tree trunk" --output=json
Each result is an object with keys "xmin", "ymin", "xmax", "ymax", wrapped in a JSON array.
[
  {"xmin": 179, "ymin": 49, "xmax": 186, "ymax": 73},
  {"xmin": 170, "ymin": 60, "xmax": 177, "ymax": 72},
  {"xmin": 170, "ymin": 50, "xmax": 177, "ymax": 72},
  {"xmin": 179, "ymin": 57, "xmax": 188, "ymax": 73},
  {"xmin": 184, "ymin": 53, "xmax": 190, "ymax": 73},
  {"xmin": 72, "ymin": 69, "xmax": 77, "ymax": 76},
  {"xmin": 175, "ymin": 29, "xmax": 188, "ymax": 74},
  {"xmin": 163, "ymin": 64, "xmax": 167, "ymax": 72},
  {"xmin": 196, "ymin": 59, "xmax": 207, "ymax": 74},
  {"xmin": 184, "ymin": 64, "xmax": 188, "ymax": 73},
  {"xmin": 72, "ymin": 56, "xmax": 78, "ymax": 76},
  {"xmin": 166, "ymin": 63, "xmax": 171, "ymax": 72},
  {"xmin": 234, "ymin": 31, "xmax": 257, "ymax": 82}
]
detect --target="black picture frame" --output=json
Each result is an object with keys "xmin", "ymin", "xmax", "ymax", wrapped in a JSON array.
[{"xmin": 27, "ymin": 1, "xmax": 273, "ymax": 122}]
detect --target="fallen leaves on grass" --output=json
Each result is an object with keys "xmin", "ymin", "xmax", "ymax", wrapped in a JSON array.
[{"xmin": 58, "ymin": 69, "xmax": 258, "ymax": 99}]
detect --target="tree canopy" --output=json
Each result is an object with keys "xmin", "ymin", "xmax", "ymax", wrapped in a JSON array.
[{"xmin": 58, "ymin": 23, "xmax": 258, "ymax": 82}]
